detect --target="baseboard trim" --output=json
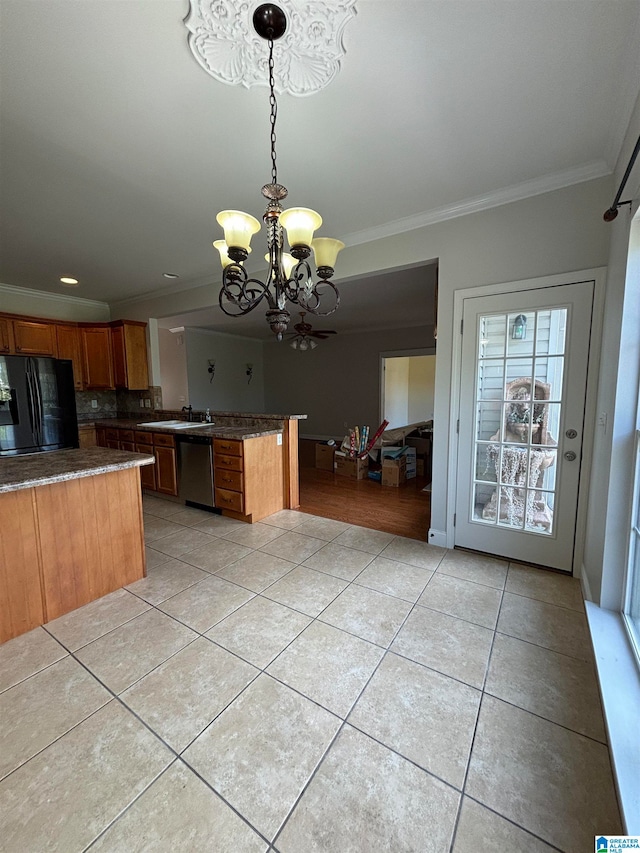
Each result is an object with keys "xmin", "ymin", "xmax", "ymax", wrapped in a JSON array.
[{"xmin": 428, "ymin": 528, "xmax": 447, "ymax": 548}]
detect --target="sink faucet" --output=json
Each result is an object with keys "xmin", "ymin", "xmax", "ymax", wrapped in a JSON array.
[{"xmin": 181, "ymin": 405, "xmax": 193, "ymax": 422}]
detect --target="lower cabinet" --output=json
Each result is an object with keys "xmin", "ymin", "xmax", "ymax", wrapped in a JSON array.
[
  {"xmin": 96, "ymin": 425, "xmax": 177, "ymax": 496},
  {"xmin": 214, "ymin": 435, "xmax": 284, "ymax": 522},
  {"xmin": 135, "ymin": 433, "xmax": 156, "ymax": 491},
  {"xmin": 154, "ymin": 443, "xmax": 178, "ymax": 496}
]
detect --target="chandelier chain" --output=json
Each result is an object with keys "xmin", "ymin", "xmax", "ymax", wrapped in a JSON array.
[{"xmin": 268, "ymin": 38, "xmax": 278, "ymax": 187}]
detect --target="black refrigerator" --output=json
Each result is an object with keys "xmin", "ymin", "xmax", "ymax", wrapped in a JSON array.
[{"xmin": 0, "ymin": 355, "xmax": 79, "ymax": 457}]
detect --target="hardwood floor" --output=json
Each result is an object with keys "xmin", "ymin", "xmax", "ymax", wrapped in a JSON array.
[{"xmin": 298, "ymin": 464, "xmax": 431, "ymax": 541}]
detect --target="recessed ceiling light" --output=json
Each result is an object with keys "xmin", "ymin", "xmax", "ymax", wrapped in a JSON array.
[
  {"xmin": 163, "ymin": 273, "xmax": 180, "ymax": 279},
  {"xmin": 59, "ymin": 276, "xmax": 79, "ymax": 286}
]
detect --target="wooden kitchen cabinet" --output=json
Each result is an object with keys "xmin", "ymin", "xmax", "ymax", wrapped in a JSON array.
[
  {"xmin": 81, "ymin": 326, "xmax": 114, "ymax": 389},
  {"xmin": 78, "ymin": 425, "xmax": 97, "ymax": 448},
  {"xmin": 155, "ymin": 439, "xmax": 178, "ymax": 496},
  {"xmin": 214, "ymin": 435, "xmax": 283, "ymax": 522},
  {"xmin": 0, "ymin": 317, "xmax": 13, "ymax": 353},
  {"xmin": 56, "ymin": 324, "xmax": 84, "ymax": 389},
  {"xmin": 111, "ymin": 321, "xmax": 149, "ymax": 390},
  {"xmin": 12, "ymin": 320, "xmax": 57, "ymax": 356}
]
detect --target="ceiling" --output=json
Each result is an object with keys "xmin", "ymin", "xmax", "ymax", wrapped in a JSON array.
[{"xmin": 1, "ymin": 0, "xmax": 639, "ymax": 336}]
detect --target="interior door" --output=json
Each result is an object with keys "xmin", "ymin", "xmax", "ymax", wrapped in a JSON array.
[{"xmin": 454, "ymin": 280, "xmax": 593, "ymax": 572}]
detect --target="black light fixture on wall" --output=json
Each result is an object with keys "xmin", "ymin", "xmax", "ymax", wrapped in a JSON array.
[
  {"xmin": 512, "ymin": 314, "xmax": 527, "ymax": 340},
  {"xmin": 214, "ymin": 4, "xmax": 344, "ymax": 341}
]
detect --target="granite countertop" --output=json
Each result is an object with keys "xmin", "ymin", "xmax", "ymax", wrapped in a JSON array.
[
  {"xmin": 92, "ymin": 419, "xmax": 284, "ymax": 441},
  {"xmin": 0, "ymin": 447, "xmax": 155, "ymax": 494}
]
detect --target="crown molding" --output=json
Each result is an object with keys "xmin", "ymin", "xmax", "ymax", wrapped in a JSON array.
[
  {"xmin": 0, "ymin": 281, "xmax": 109, "ymax": 310},
  {"xmin": 343, "ymin": 160, "xmax": 612, "ymax": 248}
]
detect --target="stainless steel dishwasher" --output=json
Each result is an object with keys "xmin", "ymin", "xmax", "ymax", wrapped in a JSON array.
[{"xmin": 176, "ymin": 434, "xmax": 215, "ymax": 508}]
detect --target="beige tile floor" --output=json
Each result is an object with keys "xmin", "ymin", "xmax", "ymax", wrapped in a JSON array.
[{"xmin": 0, "ymin": 496, "xmax": 622, "ymax": 852}]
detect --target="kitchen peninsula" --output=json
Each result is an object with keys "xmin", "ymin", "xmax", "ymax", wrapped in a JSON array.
[
  {"xmin": 93, "ymin": 411, "xmax": 305, "ymax": 523},
  {"xmin": 0, "ymin": 447, "xmax": 154, "ymax": 643}
]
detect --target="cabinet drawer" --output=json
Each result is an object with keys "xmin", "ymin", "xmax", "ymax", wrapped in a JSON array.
[
  {"xmin": 215, "ymin": 487, "xmax": 244, "ymax": 513},
  {"xmin": 215, "ymin": 469, "xmax": 243, "ymax": 492},
  {"xmin": 214, "ymin": 439, "xmax": 243, "ymax": 457},
  {"xmin": 135, "ymin": 430, "xmax": 153, "ymax": 443},
  {"xmin": 153, "ymin": 432, "xmax": 175, "ymax": 447},
  {"xmin": 119, "ymin": 429, "xmax": 135, "ymax": 442},
  {"xmin": 105, "ymin": 429, "xmax": 119, "ymax": 441},
  {"xmin": 136, "ymin": 443, "xmax": 154, "ymax": 455},
  {"xmin": 120, "ymin": 440, "xmax": 135, "ymax": 452},
  {"xmin": 214, "ymin": 453, "xmax": 243, "ymax": 472}
]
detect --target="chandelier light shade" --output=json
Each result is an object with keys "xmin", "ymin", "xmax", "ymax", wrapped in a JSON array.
[{"xmin": 214, "ymin": 3, "xmax": 343, "ymax": 340}]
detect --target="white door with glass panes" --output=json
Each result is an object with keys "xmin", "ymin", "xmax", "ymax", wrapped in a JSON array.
[{"xmin": 454, "ymin": 281, "xmax": 593, "ymax": 572}]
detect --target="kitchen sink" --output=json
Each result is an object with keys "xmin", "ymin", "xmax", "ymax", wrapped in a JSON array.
[{"xmin": 137, "ymin": 420, "xmax": 204, "ymax": 429}]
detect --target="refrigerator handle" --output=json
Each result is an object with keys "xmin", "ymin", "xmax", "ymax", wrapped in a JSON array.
[
  {"xmin": 32, "ymin": 362, "xmax": 44, "ymax": 445},
  {"xmin": 25, "ymin": 359, "xmax": 42, "ymax": 446}
]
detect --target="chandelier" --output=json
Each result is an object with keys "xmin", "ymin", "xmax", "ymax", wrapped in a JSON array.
[{"xmin": 214, "ymin": 4, "xmax": 344, "ymax": 340}]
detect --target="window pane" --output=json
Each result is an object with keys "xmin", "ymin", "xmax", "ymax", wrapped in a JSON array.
[
  {"xmin": 476, "ymin": 402, "xmax": 502, "ymax": 442},
  {"xmin": 536, "ymin": 308, "xmax": 567, "ymax": 356},
  {"xmin": 477, "ymin": 359, "xmax": 505, "ymax": 401},
  {"xmin": 478, "ymin": 314, "xmax": 506, "ymax": 359}
]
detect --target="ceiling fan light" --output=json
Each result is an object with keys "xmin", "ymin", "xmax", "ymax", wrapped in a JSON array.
[
  {"xmin": 280, "ymin": 207, "xmax": 322, "ymax": 249},
  {"xmin": 216, "ymin": 210, "xmax": 261, "ymax": 251},
  {"xmin": 290, "ymin": 338, "xmax": 299, "ymax": 349},
  {"xmin": 311, "ymin": 237, "xmax": 344, "ymax": 269},
  {"xmin": 299, "ymin": 338, "xmax": 309, "ymax": 351},
  {"xmin": 309, "ymin": 338, "xmax": 318, "ymax": 349}
]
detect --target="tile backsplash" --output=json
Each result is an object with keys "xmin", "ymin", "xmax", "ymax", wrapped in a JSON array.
[{"xmin": 75, "ymin": 386, "xmax": 163, "ymax": 421}]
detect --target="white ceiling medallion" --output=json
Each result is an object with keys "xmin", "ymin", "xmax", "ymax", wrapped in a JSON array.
[{"xmin": 184, "ymin": 1, "xmax": 357, "ymax": 97}]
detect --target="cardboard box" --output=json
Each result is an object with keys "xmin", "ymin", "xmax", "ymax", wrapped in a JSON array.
[
  {"xmin": 335, "ymin": 454, "xmax": 368, "ymax": 480},
  {"xmin": 405, "ymin": 435, "xmax": 431, "ymax": 457},
  {"xmin": 381, "ymin": 446, "xmax": 417, "ymax": 479},
  {"xmin": 315, "ymin": 443, "xmax": 336, "ymax": 472},
  {"xmin": 382, "ymin": 455, "xmax": 407, "ymax": 487},
  {"xmin": 416, "ymin": 458, "xmax": 425, "ymax": 477}
]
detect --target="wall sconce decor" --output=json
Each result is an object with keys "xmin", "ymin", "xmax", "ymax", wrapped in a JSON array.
[
  {"xmin": 512, "ymin": 314, "xmax": 527, "ymax": 341},
  {"xmin": 246, "ymin": 364, "xmax": 254, "ymax": 384},
  {"xmin": 208, "ymin": 359, "xmax": 216, "ymax": 382}
]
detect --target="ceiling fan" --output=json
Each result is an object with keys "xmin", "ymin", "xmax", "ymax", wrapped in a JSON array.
[{"xmin": 286, "ymin": 312, "xmax": 337, "ymax": 350}]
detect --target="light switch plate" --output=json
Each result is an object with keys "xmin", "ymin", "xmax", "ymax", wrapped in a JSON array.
[
  {"xmin": 144, "ymin": 399, "xmax": 151, "ymax": 408},
  {"xmin": 139, "ymin": 399, "xmax": 145, "ymax": 407},
  {"xmin": 91, "ymin": 399, "xmax": 98, "ymax": 409},
  {"xmin": 277, "ymin": 433, "xmax": 283, "ymax": 446}
]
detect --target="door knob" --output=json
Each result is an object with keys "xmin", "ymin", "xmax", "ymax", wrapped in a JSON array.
[{"xmin": 564, "ymin": 451, "xmax": 577, "ymax": 461}]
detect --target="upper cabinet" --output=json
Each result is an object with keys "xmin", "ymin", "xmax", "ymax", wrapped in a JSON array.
[
  {"xmin": 80, "ymin": 326, "xmax": 115, "ymax": 390},
  {"xmin": 12, "ymin": 320, "xmax": 57, "ymax": 356},
  {"xmin": 0, "ymin": 317, "xmax": 13, "ymax": 353},
  {"xmin": 0, "ymin": 312, "xmax": 149, "ymax": 392},
  {"xmin": 56, "ymin": 325, "xmax": 84, "ymax": 390},
  {"xmin": 111, "ymin": 321, "xmax": 148, "ymax": 390}
]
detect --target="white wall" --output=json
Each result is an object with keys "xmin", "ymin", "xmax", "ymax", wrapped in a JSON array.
[
  {"xmin": 0, "ymin": 283, "xmax": 110, "ymax": 321},
  {"xmin": 185, "ymin": 329, "xmax": 265, "ymax": 412},
  {"xmin": 264, "ymin": 326, "xmax": 434, "ymax": 438},
  {"xmin": 158, "ymin": 327, "xmax": 188, "ymax": 410},
  {"xmin": 384, "ymin": 357, "xmax": 410, "ymax": 428},
  {"xmin": 408, "ymin": 355, "xmax": 436, "ymax": 423}
]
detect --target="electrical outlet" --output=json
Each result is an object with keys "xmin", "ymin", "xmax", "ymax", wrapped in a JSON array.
[
  {"xmin": 179, "ymin": 396, "xmax": 186, "ymax": 402},
  {"xmin": 139, "ymin": 399, "xmax": 145, "ymax": 408},
  {"xmin": 91, "ymin": 399, "xmax": 98, "ymax": 409},
  {"xmin": 144, "ymin": 399, "xmax": 151, "ymax": 408}
]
